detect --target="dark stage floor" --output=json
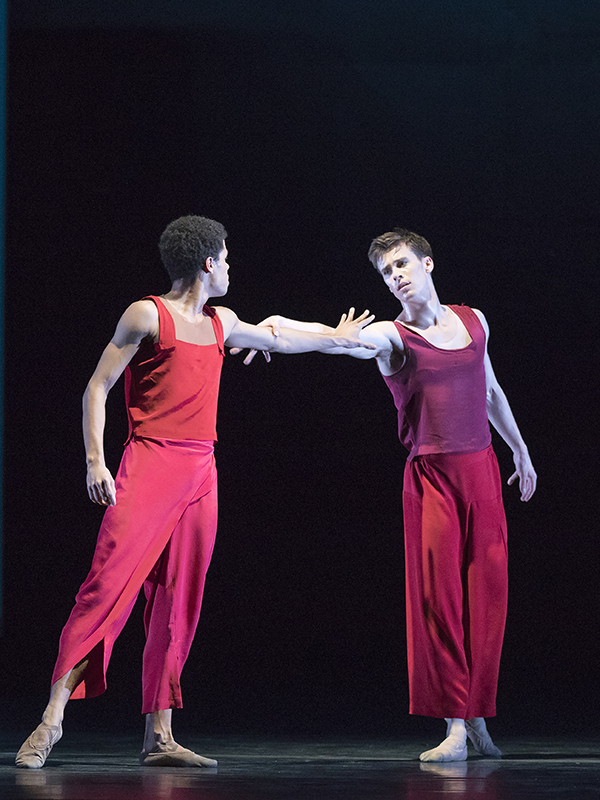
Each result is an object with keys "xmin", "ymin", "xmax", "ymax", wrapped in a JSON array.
[{"xmin": 2, "ymin": 735, "xmax": 600, "ymax": 799}]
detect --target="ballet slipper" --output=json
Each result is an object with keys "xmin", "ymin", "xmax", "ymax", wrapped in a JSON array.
[
  {"xmin": 140, "ymin": 740, "xmax": 217, "ymax": 768},
  {"xmin": 15, "ymin": 723, "xmax": 63, "ymax": 769}
]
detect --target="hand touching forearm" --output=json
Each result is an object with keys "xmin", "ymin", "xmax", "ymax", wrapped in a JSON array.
[
  {"xmin": 270, "ymin": 310, "xmax": 375, "ymax": 354},
  {"xmin": 265, "ymin": 315, "xmax": 335, "ymax": 334},
  {"xmin": 228, "ymin": 308, "xmax": 377, "ymax": 363}
]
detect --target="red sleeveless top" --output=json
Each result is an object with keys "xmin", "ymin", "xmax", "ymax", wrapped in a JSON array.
[
  {"xmin": 125, "ymin": 296, "xmax": 225, "ymax": 442},
  {"xmin": 382, "ymin": 305, "xmax": 491, "ymax": 460}
]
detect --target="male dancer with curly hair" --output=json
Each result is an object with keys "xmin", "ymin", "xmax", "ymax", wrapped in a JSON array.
[
  {"xmin": 238, "ymin": 228, "xmax": 536, "ymax": 761},
  {"xmin": 16, "ymin": 215, "xmax": 375, "ymax": 769}
]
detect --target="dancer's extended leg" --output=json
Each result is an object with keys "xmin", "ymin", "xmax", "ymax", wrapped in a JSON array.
[
  {"xmin": 139, "ymin": 709, "xmax": 217, "ymax": 767},
  {"xmin": 419, "ymin": 718, "xmax": 468, "ymax": 762},
  {"xmin": 15, "ymin": 658, "xmax": 89, "ymax": 768}
]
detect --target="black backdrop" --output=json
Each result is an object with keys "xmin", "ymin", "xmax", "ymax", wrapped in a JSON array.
[{"xmin": 3, "ymin": 1, "xmax": 599, "ymax": 740}]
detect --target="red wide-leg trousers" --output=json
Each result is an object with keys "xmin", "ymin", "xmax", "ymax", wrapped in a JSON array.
[
  {"xmin": 402, "ymin": 445, "xmax": 508, "ymax": 719},
  {"xmin": 52, "ymin": 437, "xmax": 218, "ymax": 714}
]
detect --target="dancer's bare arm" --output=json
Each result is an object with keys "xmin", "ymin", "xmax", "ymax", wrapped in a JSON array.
[
  {"xmin": 228, "ymin": 313, "xmax": 403, "ymax": 372},
  {"xmin": 83, "ymin": 300, "xmax": 159, "ymax": 507},
  {"xmin": 216, "ymin": 307, "xmax": 379, "ymax": 355},
  {"xmin": 473, "ymin": 309, "xmax": 537, "ymax": 502}
]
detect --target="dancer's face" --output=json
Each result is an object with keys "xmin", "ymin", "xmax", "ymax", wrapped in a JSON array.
[
  {"xmin": 208, "ymin": 242, "xmax": 230, "ymax": 296},
  {"xmin": 377, "ymin": 244, "xmax": 433, "ymax": 303}
]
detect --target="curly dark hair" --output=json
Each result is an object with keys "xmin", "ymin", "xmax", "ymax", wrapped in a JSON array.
[
  {"xmin": 159, "ymin": 215, "xmax": 228, "ymax": 284},
  {"xmin": 367, "ymin": 228, "xmax": 433, "ymax": 269}
]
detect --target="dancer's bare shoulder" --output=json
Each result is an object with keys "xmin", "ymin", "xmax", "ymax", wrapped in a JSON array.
[
  {"xmin": 113, "ymin": 299, "xmax": 160, "ymax": 346},
  {"xmin": 368, "ymin": 320, "xmax": 406, "ymax": 375}
]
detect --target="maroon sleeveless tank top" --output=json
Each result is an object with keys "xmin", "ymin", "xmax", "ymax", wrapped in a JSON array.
[
  {"xmin": 382, "ymin": 305, "xmax": 491, "ymax": 460},
  {"xmin": 125, "ymin": 296, "xmax": 225, "ymax": 442}
]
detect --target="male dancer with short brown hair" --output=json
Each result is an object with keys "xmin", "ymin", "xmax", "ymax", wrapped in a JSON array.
[{"xmin": 239, "ymin": 228, "xmax": 536, "ymax": 761}]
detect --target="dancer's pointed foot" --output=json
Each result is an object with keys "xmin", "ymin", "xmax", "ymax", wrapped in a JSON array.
[
  {"xmin": 140, "ymin": 740, "xmax": 217, "ymax": 768},
  {"xmin": 15, "ymin": 723, "xmax": 63, "ymax": 769},
  {"xmin": 419, "ymin": 734, "xmax": 467, "ymax": 762},
  {"xmin": 465, "ymin": 718, "xmax": 502, "ymax": 758}
]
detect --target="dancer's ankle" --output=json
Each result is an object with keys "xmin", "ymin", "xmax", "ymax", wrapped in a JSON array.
[
  {"xmin": 444, "ymin": 718, "xmax": 466, "ymax": 742},
  {"xmin": 41, "ymin": 705, "xmax": 64, "ymax": 729}
]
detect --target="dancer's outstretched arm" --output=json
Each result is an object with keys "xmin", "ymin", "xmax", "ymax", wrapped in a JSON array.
[
  {"xmin": 218, "ymin": 306, "xmax": 377, "ymax": 356},
  {"xmin": 229, "ymin": 312, "xmax": 397, "ymax": 365}
]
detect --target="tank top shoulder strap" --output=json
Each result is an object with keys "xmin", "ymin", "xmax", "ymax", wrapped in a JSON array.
[
  {"xmin": 141, "ymin": 295, "xmax": 176, "ymax": 348},
  {"xmin": 391, "ymin": 319, "xmax": 416, "ymax": 348},
  {"xmin": 203, "ymin": 305, "xmax": 225, "ymax": 356},
  {"xmin": 448, "ymin": 304, "xmax": 485, "ymax": 342}
]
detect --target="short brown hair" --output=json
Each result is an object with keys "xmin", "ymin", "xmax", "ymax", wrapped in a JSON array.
[{"xmin": 368, "ymin": 228, "xmax": 433, "ymax": 269}]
